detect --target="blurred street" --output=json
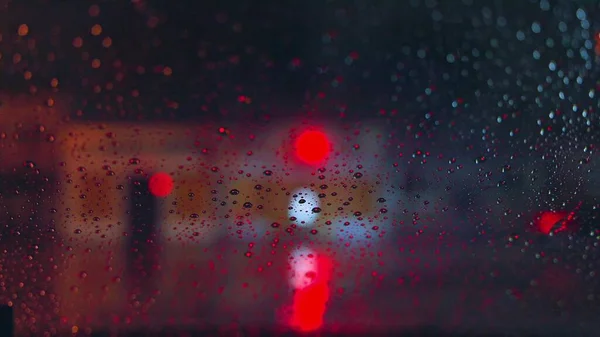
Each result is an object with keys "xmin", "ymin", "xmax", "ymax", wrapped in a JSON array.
[{"xmin": 1, "ymin": 223, "xmax": 598, "ymax": 336}]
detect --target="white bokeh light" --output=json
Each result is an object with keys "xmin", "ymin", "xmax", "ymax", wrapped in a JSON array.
[
  {"xmin": 288, "ymin": 188, "xmax": 320, "ymax": 227},
  {"xmin": 288, "ymin": 247, "xmax": 318, "ymax": 290}
]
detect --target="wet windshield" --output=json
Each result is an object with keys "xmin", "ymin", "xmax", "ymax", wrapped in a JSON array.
[{"xmin": 0, "ymin": 1, "xmax": 598, "ymax": 336}]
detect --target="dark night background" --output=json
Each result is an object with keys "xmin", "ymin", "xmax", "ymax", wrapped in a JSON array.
[{"xmin": 0, "ymin": 0, "xmax": 596, "ymax": 131}]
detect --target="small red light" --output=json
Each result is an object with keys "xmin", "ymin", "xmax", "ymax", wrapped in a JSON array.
[
  {"xmin": 294, "ymin": 130, "xmax": 331, "ymax": 165},
  {"xmin": 149, "ymin": 172, "xmax": 174, "ymax": 197}
]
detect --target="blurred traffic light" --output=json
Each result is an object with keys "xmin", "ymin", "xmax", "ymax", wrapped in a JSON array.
[{"xmin": 294, "ymin": 130, "xmax": 331, "ymax": 165}]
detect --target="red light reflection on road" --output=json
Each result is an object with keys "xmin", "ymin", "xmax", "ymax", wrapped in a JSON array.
[{"xmin": 288, "ymin": 250, "xmax": 333, "ymax": 332}]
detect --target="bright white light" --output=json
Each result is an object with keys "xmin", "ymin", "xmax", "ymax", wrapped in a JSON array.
[
  {"xmin": 288, "ymin": 188, "xmax": 320, "ymax": 227},
  {"xmin": 288, "ymin": 247, "xmax": 318, "ymax": 290}
]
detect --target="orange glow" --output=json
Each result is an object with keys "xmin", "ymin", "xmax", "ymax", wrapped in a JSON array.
[
  {"xmin": 91, "ymin": 24, "xmax": 103, "ymax": 36},
  {"xmin": 171, "ymin": 176, "xmax": 214, "ymax": 221},
  {"xmin": 17, "ymin": 24, "xmax": 29, "ymax": 36},
  {"xmin": 102, "ymin": 37, "xmax": 112, "ymax": 48},
  {"xmin": 149, "ymin": 172, "xmax": 174, "ymax": 197},
  {"xmin": 290, "ymin": 254, "xmax": 332, "ymax": 332},
  {"xmin": 294, "ymin": 130, "xmax": 331, "ymax": 165}
]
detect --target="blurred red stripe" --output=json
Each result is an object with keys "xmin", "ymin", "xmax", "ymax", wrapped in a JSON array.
[{"xmin": 290, "ymin": 254, "xmax": 333, "ymax": 332}]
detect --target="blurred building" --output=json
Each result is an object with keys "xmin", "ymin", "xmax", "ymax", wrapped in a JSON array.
[
  {"xmin": 0, "ymin": 88, "xmax": 596, "ymax": 332},
  {"xmin": 0, "ymin": 91, "xmax": 70, "ymax": 237}
]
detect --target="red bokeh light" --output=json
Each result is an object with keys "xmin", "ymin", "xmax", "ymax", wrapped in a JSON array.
[
  {"xmin": 537, "ymin": 211, "xmax": 567, "ymax": 235},
  {"xmin": 148, "ymin": 172, "xmax": 174, "ymax": 197},
  {"xmin": 294, "ymin": 130, "xmax": 331, "ymax": 165}
]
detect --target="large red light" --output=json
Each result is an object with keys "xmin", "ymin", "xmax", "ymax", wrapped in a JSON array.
[
  {"xmin": 537, "ymin": 211, "xmax": 567, "ymax": 235},
  {"xmin": 294, "ymin": 130, "xmax": 331, "ymax": 165}
]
